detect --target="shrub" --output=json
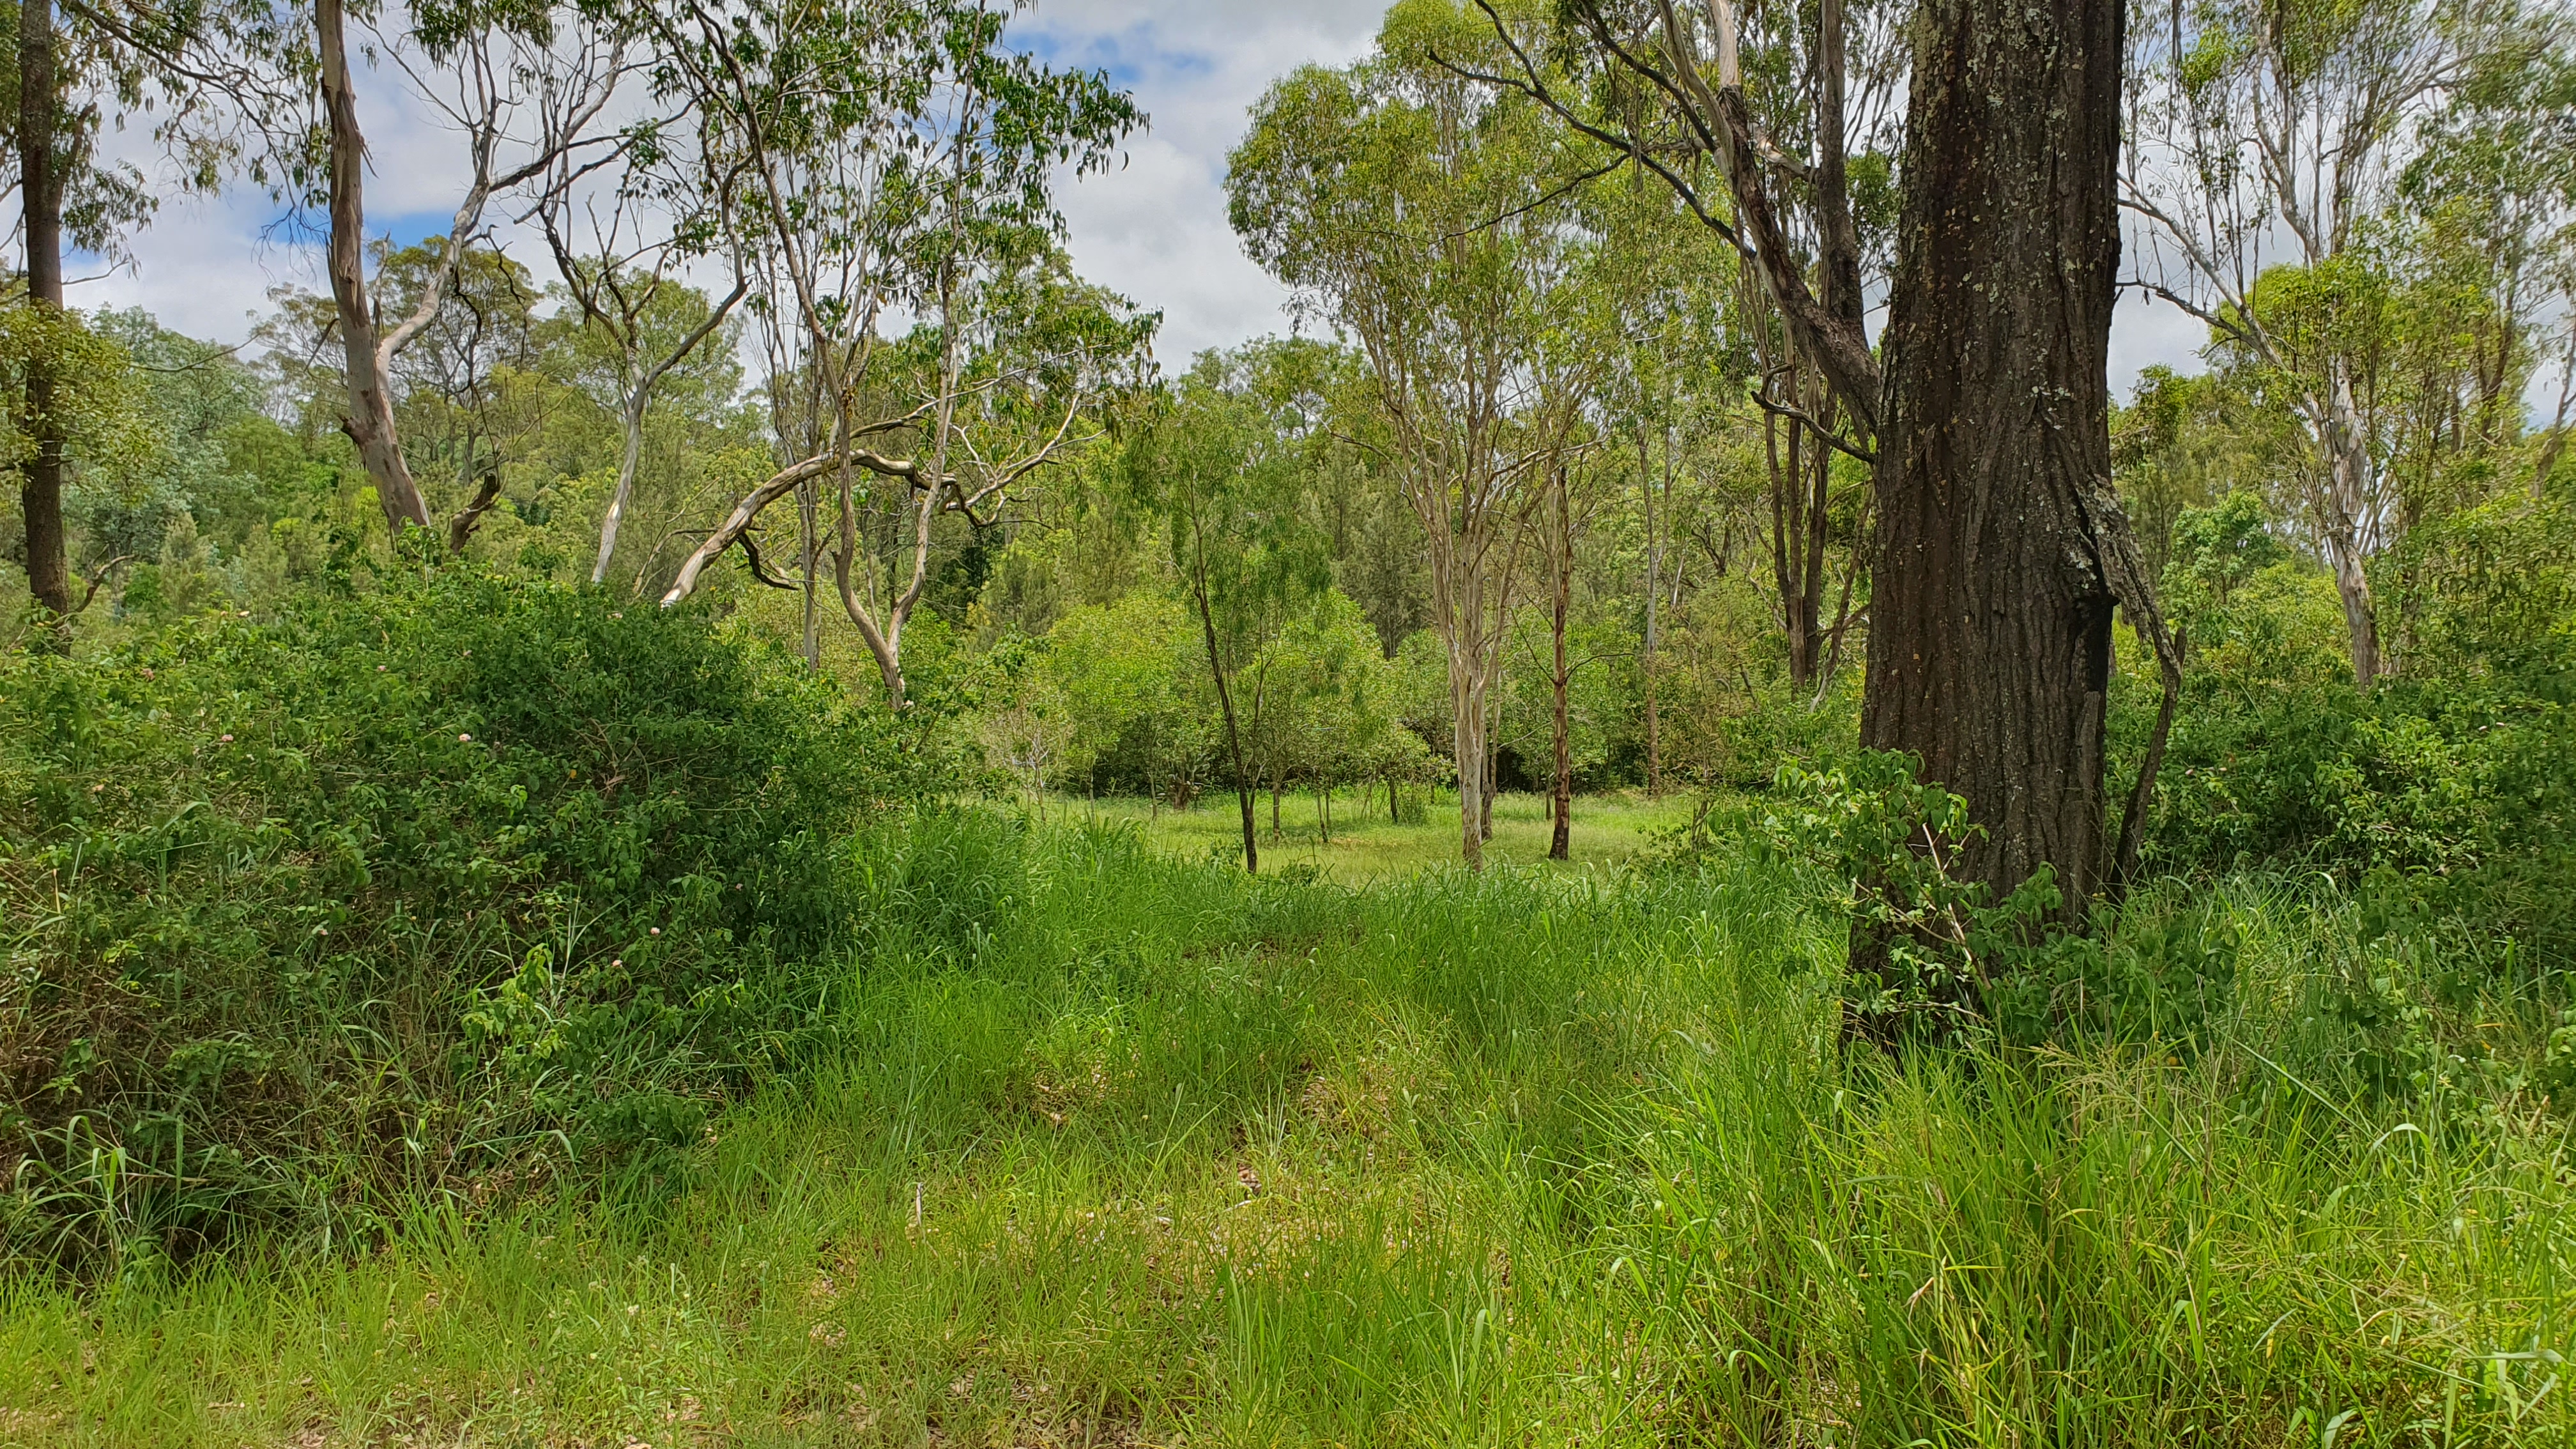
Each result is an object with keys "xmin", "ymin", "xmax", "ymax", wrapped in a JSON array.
[
  {"xmin": 0, "ymin": 570, "xmax": 942, "ymax": 1272},
  {"xmin": 2142, "ymin": 661, "xmax": 2575, "ymax": 962},
  {"xmin": 1741, "ymin": 753, "xmax": 2093, "ymax": 1045}
]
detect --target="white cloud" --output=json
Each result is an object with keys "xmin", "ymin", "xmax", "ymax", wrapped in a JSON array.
[
  {"xmin": 2111, "ymin": 288, "xmax": 2215, "ymax": 400},
  {"xmin": 1028, "ymin": 0, "xmax": 1384, "ymax": 360},
  {"xmin": 80, "ymin": 0, "xmax": 2216, "ymax": 397}
]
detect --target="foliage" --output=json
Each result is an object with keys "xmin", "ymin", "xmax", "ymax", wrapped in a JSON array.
[
  {"xmin": 6, "ymin": 824, "xmax": 2572, "ymax": 1444},
  {"xmin": 0, "ymin": 571, "xmax": 943, "ymax": 1273},
  {"xmin": 2140, "ymin": 491, "xmax": 2576, "ymax": 961},
  {"xmin": 0, "ymin": 299, "xmax": 157, "ymax": 489},
  {"xmin": 1041, "ymin": 592, "xmax": 1208, "ymax": 801},
  {"xmin": 1747, "ymin": 753, "xmax": 2092, "ymax": 1042}
]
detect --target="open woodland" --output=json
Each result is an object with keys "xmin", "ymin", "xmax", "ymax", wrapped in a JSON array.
[{"xmin": 3, "ymin": 0, "xmax": 2575, "ymax": 1442}]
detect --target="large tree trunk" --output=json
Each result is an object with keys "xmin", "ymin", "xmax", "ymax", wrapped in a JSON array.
[
  {"xmin": 316, "ymin": 0, "xmax": 434, "ymax": 535},
  {"xmin": 16, "ymin": 0, "xmax": 70, "ymax": 625},
  {"xmin": 1861, "ymin": 0, "xmax": 2124, "ymax": 924}
]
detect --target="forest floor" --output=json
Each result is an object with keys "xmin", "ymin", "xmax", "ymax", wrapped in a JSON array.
[
  {"xmin": 3, "ymin": 819, "xmax": 2568, "ymax": 1446},
  {"xmin": 1050, "ymin": 787, "xmax": 1701, "ymax": 880}
]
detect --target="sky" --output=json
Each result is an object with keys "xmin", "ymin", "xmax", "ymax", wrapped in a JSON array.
[{"xmin": 78, "ymin": 0, "xmax": 2212, "ymax": 395}]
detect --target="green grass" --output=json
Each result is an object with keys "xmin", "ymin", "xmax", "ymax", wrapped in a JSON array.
[
  {"xmin": 1055, "ymin": 786, "xmax": 1701, "ymax": 882},
  {"xmin": 3, "ymin": 818, "xmax": 2572, "ymax": 1446}
]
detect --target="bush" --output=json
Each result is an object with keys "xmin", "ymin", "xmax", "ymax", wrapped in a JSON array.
[
  {"xmin": 2131, "ymin": 491, "xmax": 2576, "ymax": 965},
  {"xmin": 2143, "ymin": 663, "xmax": 2575, "ymax": 963},
  {"xmin": 0, "ymin": 570, "xmax": 942, "ymax": 1273}
]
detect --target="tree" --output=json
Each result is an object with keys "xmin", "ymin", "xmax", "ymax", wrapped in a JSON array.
[
  {"xmin": 2124, "ymin": 0, "xmax": 2570, "ymax": 682},
  {"xmin": 1534, "ymin": 457, "xmax": 1598, "ymax": 856},
  {"xmin": 10, "ymin": 0, "xmax": 280, "ymax": 627},
  {"xmin": 1270, "ymin": 590, "xmax": 1398, "ymax": 845},
  {"xmin": 1043, "ymin": 591, "xmax": 1208, "ymax": 813},
  {"xmin": 1464, "ymin": 0, "xmax": 2172, "ymax": 929},
  {"xmin": 0, "ymin": 296, "xmax": 153, "ymax": 620},
  {"xmin": 530, "ymin": 124, "xmax": 748, "ymax": 585},
  {"xmin": 312, "ymin": 0, "xmax": 627, "ymax": 540},
  {"xmin": 1230, "ymin": 0, "xmax": 1597, "ymax": 869},
  {"xmin": 643, "ymin": 0, "xmax": 1149, "ymax": 705},
  {"xmin": 1122, "ymin": 344, "xmax": 1333, "ymax": 872}
]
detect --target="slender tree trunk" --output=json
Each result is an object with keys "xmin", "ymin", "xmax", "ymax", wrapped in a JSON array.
[
  {"xmin": 1186, "ymin": 559, "xmax": 1259, "ymax": 874},
  {"xmin": 1641, "ymin": 422, "xmax": 1663, "ymax": 799},
  {"xmin": 798, "ymin": 473, "xmax": 821, "ymax": 668},
  {"xmin": 1548, "ymin": 466, "xmax": 1573, "ymax": 861},
  {"xmin": 2317, "ymin": 405, "xmax": 2384, "ymax": 684},
  {"xmin": 1452, "ymin": 664, "xmax": 1489, "ymax": 869},
  {"xmin": 317, "ymin": 0, "xmax": 434, "ymax": 535},
  {"xmin": 582, "ymin": 280, "xmax": 741, "ymax": 588},
  {"xmin": 1798, "ymin": 400, "xmax": 1833, "ymax": 680},
  {"xmin": 594, "ymin": 389, "xmax": 648, "ymax": 586},
  {"xmin": 1767, "ymin": 410, "xmax": 1807, "ymax": 687},
  {"xmin": 1861, "ymin": 0, "xmax": 2125, "ymax": 930},
  {"xmin": 16, "ymin": 0, "xmax": 71, "ymax": 625}
]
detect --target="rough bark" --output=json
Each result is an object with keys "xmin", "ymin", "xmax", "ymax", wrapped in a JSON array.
[
  {"xmin": 1452, "ymin": 670, "xmax": 1487, "ymax": 866},
  {"xmin": 17, "ymin": 0, "xmax": 71, "ymax": 624},
  {"xmin": 316, "ymin": 0, "xmax": 434, "ymax": 535},
  {"xmin": 1861, "ymin": 0, "xmax": 2126, "ymax": 921}
]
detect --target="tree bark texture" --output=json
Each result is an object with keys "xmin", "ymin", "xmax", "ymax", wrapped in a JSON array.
[
  {"xmin": 1452, "ymin": 664, "xmax": 1489, "ymax": 866},
  {"xmin": 17, "ymin": 0, "xmax": 71, "ymax": 624},
  {"xmin": 317, "ymin": 0, "xmax": 434, "ymax": 535},
  {"xmin": 1862, "ymin": 0, "xmax": 2125, "ymax": 919}
]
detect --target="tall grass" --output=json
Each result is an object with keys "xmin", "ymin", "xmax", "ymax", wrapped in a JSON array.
[{"xmin": 1, "ymin": 816, "xmax": 2568, "ymax": 1445}]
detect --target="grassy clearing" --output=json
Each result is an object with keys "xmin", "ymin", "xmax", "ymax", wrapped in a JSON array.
[
  {"xmin": 2, "ymin": 817, "xmax": 2571, "ymax": 1446},
  {"xmin": 1056, "ymin": 786, "xmax": 1699, "ymax": 882}
]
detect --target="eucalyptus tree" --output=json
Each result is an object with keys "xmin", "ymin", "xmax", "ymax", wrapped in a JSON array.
[
  {"xmin": 1230, "ymin": 0, "xmax": 1601, "ymax": 869},
  {"xmin": 378, "ymin": 241, "xmax": 544, "ymax": 547},
  {"xmin": 1121, "ymin": 342, "xmax": 1337, "ymax": 873},
  {"xmin": 9, "ymin": 0, "xmax": 291, "ymax": 626},
  {"xmin": 528, "ymin": 102, "xmax": 748, "ymax": 585},
  {"xmin": 1466, "ymin": 0, "xmax": 2172, "ymax": 923},
  {"xmin": 643, "ymin": 0, "xmax": 1148, "ymax": 705},
  {"xmin": 1582, "ymin": 180, "xmax": 1730, "ymax": 796},
  {"xmin": 2124, "ymin": 0, "xmax": 2571, "ymax": 681},
  {"xmin": 312, "ymin": 0, "xmax": 631, "ymax": 540}
]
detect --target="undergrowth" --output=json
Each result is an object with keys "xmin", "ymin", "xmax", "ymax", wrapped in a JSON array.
[
  {"xmin": 1, "ymin": 815, "xmax": 2569, "ymax": 1446},
  {"xmin": 0, "ymin": 571, "xmax": 944, "ymax": 1273}
]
